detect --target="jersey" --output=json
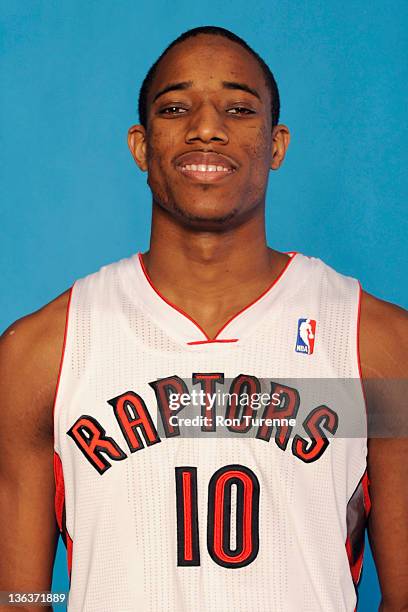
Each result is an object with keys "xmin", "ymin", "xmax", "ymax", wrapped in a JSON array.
[{"xmin": 53, "ymin": 251, "xmax": 370, "ymax": 612}]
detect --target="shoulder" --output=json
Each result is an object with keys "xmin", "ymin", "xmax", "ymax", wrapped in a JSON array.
[
  {"xmin": 361, "ymin": 291, "xmax": 408, "ymax": 609},
  {"xmin": 0, "ymin": 289, "xmax": 72, "ymax": 437},
  {"xmin": 1, "ymin": 289, "xmax": 71, "ymax": 362},
  {"xmin": 359, "ymin": 290, "xmax": 408, "ymax": 379}
]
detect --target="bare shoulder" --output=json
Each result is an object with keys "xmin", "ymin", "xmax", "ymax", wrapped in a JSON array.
[
  {"xmin": 0, "ymin": 290, "xmax": 71, "ymax": 592},
  {"xmin": 0, "ymin": 289, "xmax": 72, "ymax": 443},
  {"xmin": 1, "ymin": 289, "xmax": 71, "ymax": 377},
  {"xmin": 360, "ymin": 293, "xmax": 408, "ymax": 608},
  {"xmin": 359, "ymin": 290, "xmax": 408, "ymax": 379}
]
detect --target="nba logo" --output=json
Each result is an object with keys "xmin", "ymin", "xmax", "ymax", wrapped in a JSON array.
[{"xmin": 295, "ymin": 318, "xmax": 316, "ymax": 355}]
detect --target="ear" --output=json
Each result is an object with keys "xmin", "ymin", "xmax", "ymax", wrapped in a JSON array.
[
  {"xmin": 128, "ymin": 124, "xmax": 148, "ymax": 171},
  {"xmin": 270, "ymin": 124, "xmax": 290, "ymax": 171}
]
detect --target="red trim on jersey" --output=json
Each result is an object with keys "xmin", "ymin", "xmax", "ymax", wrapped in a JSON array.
[
  {"xmin": 182, "ymin": 472, "xmax": 193, "ymax": 561},
  {"xmin": 54, "ymin": 451, "xmax": 65, "ymax": 532},
  {"xmin": 54, "ymin": 451, "xmax": 74, "ymax": 578},
  {"xmin": 346, "ymin": 283, "xmax": 371, "ymax": 598},
  {"xmin": 52, "ymin": 287, "xmax": 74, "ymax": 580},
  {"xmin": 138, "ymin": 252, "xmax": 298, "ymax": 343},
  {"xmin": 356, "ymin": 283, "xmax": 371, "ymax": 508},
  {"xmin": 213, "ymin": 469, "xmax": 253, "ymax": 564},
  {"xmin": 66, "ymin": 532, "xmax": 73, "ymax": 578},
  {"xmin": 138, "ymin": 253, "xmax": 210, "ymax": 339},
  {"xmin": 52, "ymin": 285, "xmax": 74, "ymax": 420},
  {"xmin": 362, "ymin": 470, "xmax": 371, "ymax": 516},
  {"xmin": 187, "ymin": 339, "xmax": 238, "ymax": 345},
  {"xmin": 345, "ymin": 469, "xmax": 371, "ymax": 592}
]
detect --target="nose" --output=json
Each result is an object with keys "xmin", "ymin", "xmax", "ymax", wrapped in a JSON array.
[{"xmin": 185, "ymin": 102, "xmax": 228, "ymax": 145}]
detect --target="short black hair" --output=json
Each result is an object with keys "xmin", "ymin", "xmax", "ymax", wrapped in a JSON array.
[{"xmin": 138, "ymin": 25, "xmax": 280, "ymax": 129}]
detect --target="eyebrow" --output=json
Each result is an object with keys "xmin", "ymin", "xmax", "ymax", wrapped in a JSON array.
[
  {"xmin": 152, "ymin": 80, "xmax": 261, "ymax": 103},
  {"xmin": 152, "ymin": 81, "xmax": 193, "ymax": 103},
  {"xmin": 221, "ymin": 81, "xmax": 261, "ymax": 100}
]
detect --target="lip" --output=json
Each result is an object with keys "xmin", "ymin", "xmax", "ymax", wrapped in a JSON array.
[{"xmin": 174, "ymin": 150, "xmax": 239, "ymax": 183}]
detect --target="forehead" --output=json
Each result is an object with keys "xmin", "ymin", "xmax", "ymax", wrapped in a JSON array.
[{"xmin": 149, "ymin": 35, "xmax": 269, "ymax": 100}]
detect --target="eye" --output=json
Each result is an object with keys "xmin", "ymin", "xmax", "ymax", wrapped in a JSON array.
[
  {"xmin": 227, "ymin": 106, "xmax": 256, "ymax": 115},
  {"xmin": 159, "ymin": 106, "xmax": 188, "ymax": 115}
]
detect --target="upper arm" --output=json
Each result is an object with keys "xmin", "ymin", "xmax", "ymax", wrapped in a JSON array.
[
  {"xmin": 359, "ymin": 291, "xmax": 408, "ymax": 611},
  {"xmin": 0, "ymin": 291, "xmax": 70, "ymax": 606}
]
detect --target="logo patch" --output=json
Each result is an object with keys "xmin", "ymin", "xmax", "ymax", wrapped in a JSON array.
[{"xmin": 295, "ymin": 318, "xmax": 316, "ymax": 355}]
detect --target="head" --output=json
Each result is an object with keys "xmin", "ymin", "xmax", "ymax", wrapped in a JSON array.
[{"xmin": 128, "ymin": 26, "xmax": 290, "ymax": 230}]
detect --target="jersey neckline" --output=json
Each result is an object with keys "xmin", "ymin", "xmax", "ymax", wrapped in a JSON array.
[{"xmin": 130, "ymin": 251, "xmax": 303, "ymax": 346}]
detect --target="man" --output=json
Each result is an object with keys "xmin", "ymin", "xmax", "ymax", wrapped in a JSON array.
[{"xmin": 0, "ymin": 25, "xmax": 407, "ymax": 612}]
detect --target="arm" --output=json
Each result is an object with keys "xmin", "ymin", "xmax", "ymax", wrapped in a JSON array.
[
  {"xmin": 360, "ymin": 290, "xmax": 408, "ymax": 612},
  {"xmin": 0, "ymin": 291, "xmax": 70, "ymax": 611}
]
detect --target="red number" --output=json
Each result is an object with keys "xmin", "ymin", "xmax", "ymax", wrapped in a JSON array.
[{"xmin": 175, "ymin": 464, "xmax": 260, "ymax": 568}]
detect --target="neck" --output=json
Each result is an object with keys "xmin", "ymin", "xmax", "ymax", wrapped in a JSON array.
[
  {"xmin": 146, "ymin": 202, "xmax": 276, "ymax": 292},
  {"xmin": 140, "ymin": 202, "xmax": 289, "ymax": 339}
]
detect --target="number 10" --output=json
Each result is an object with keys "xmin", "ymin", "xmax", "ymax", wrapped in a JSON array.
[{"xmin": 175, "ymin": 464, "xmax": 260, "ymax": 568}]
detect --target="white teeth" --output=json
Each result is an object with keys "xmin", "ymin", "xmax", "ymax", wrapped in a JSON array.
[{"xmin": 181, "ymin": 163, "xmax": 231, "ymax": 172}]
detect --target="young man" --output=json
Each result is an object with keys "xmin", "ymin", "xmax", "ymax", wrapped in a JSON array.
[{"xmin": 0, "ymin": 26, "xmax": 407, "ymax": 612}]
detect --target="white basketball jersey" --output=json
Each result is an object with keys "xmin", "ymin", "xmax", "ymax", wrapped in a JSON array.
[{"xmin": 53, "ymin": 251, "xmax": 370, "ymax": 612}]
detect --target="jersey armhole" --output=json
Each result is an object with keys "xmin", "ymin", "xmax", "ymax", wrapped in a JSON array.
[
  {"xmin": 52, "ymin": 284, "xmax": 75, "ymax": 455},
  {"xmin": 355, "ymin": 280, "xmax": 371, "ymax": 507},
  {"xmin": 356, "ymin": 280, "xmax": 369, "ymax": 424}
]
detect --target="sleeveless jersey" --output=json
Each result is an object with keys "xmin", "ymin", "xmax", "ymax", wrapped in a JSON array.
[{"xmin": 53, "ymin": 251, "xmax": 370, "ymax": 612}]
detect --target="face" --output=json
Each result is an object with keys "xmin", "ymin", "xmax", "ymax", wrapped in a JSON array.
[{"xmin": 128, "ymin": 35, "xmax": 290, "ymax": 229}]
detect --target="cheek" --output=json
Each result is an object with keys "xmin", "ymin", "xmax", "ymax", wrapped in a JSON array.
[
  {"xmin": 239, "ymin": 126, "xmax": 271, "ymax": 183},
  {"xmin": 145, "ymin": 127, "xmax": 178, "ymax": 204},
  {"xmin": 234, "ymin": 126, "xmax": 271, "ymax": 204},
  {"xmin": 147, "ymin": 132, "xmax": 162, "ymax": 172},
  {"xmin": 146, "ymin": 130, "xmax": 165, "ymax": 171},
  {"xmin": 246, "ymin": 125, "xmax": 271, "ymax": 161},
  {"xmin": 146, "ymin": 126, "xmax": 178, "ymax": 170}
]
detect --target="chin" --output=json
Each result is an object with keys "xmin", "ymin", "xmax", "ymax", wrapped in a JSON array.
[{"xmin": 172, "ymin": 201, "xmax": 240, "ymax": 229}]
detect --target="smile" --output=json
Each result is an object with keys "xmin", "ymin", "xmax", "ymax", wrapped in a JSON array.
[
  {"xmin": 182, "ymin": 164, "xmax": 230, "ymax": 172},
  {"xmin": 174, "ymin": 151, "xmax": 238, "ymax": 183},
  {"xmin": 176, "ymin": 164, "xmax": 236, "ymax": 183}
]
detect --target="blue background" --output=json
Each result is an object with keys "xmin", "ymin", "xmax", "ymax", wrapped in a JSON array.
[{"xmin": 1, "ymin": 1, "xmax": 407, "ymax": 609}]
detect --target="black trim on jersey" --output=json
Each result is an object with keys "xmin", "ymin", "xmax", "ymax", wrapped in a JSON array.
[
  {"xmin": 108, "ymin": 390, "xmax": 160, "ymax": 453},
  {"xmin": 346, "ymin": 469, "xmax": 370, "ymax": 594},
  {"xmin": 225, "ymin": 374, "xmax": 260, "ymax": 433},
  {"xmin": 192, "ymin": 373, "xmax": 224, "ymax": 432},
  {"xmin": 67, "ymin": 415, "xmax": 127, "ymax": 475},
  {"xmin": 60, "ymin": 502, "xmax": 67, "ymax": 547},
  {"xmin": 255, "ymin": 382, "xmax": 300, "ymax": 450},
  {"xmin": 292, "ymin": 405, "xmax": 339, "ymax": 463},
  {"xmin": 175, "ymin": 467, "xmax": 200, "ymax": 566},
  {"xmin": 149, "ymin": 375, "xmax": 189, "ymax": 438},
  {"xmin": 207, "ymin": 464, "xmax": 259, "ymax": 568}
]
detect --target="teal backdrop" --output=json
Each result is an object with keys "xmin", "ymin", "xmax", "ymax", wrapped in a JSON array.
[{"xmin": 1, "ymin": 1, "xmax": 407, "ymax": 610}]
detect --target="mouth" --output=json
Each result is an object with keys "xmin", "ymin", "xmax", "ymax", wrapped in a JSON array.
[{"xmin": 174, "ymin": 151, "xmax": 238, "ymax": 183}]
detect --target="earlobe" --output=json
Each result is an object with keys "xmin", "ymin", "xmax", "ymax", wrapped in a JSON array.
[
  {"xmin": 270, "ymin": 124, "xmax": 291, "ymax": 171},
  {"xmin": 127, "ymin": 124, "xmax": 148, "ymax": 171}
]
